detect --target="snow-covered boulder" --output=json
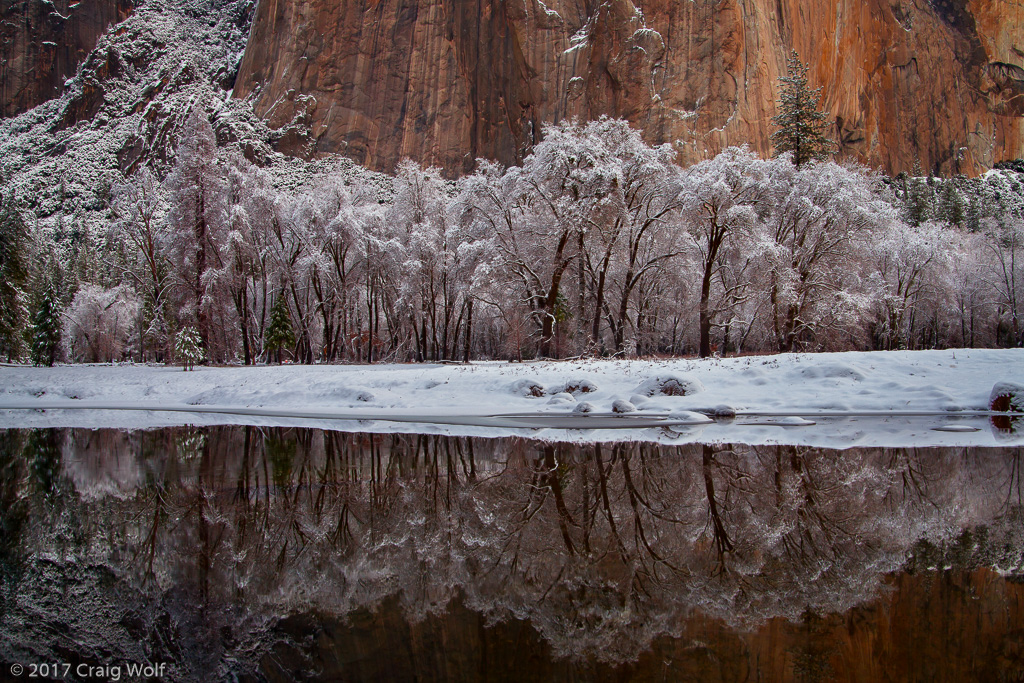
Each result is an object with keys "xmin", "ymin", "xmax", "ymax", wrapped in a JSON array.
[
  {"xmin": 573, "ymin": 401, "xmax": 595, "ymax": 414},
  {"xmin": 547, "ymin": 392, "xmax": 576, "ymax": 405},
  {"xmin": 558, "ymin": 378, "xmax": 598, "ymax": 396},
  {"xmin": 634, "ymin": 374, "xmax": 704, "ymax": 397},
  {"xmin": 990, "ymin": 381, "xmax": 1024, "ymax": 412},
  {"xmin": 611, "ymin": 399, "xmax": 636, "ymax": 413},
  {"xmin": 509, "ymin": 379, "xmax": 546, "ymax": 398},
  {"xmin": 701, "ymin": 404, "xmax": 736, "ymax": 419},
  {"xmin": 629, "ymin": 394, "xmax": 651, "ymax": 407}
]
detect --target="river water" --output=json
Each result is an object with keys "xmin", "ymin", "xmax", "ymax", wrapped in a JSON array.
[{"xmin": 0, "ymin": 427, "xmax": 1022, "ymax": 681}]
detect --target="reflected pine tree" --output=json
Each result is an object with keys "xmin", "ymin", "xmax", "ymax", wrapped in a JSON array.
[
  {"xmin": 26, "ymin": 429, "xmax": 62, "ymax": 499},
  {"xmin": 0, "ymin": 432, "xmax": 28, "ymax": 620}
]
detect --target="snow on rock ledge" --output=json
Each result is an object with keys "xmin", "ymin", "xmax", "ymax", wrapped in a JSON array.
[{"xmin": 634, "ymin": 374, "xmax": 704, "ymax": 397}]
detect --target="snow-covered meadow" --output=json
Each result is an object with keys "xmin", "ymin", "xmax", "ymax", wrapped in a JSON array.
[{"xmin": 2, "ymin": 349, "xmax": 1021, "ymax": 447}]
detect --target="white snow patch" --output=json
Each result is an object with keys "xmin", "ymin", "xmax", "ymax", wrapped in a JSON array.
[{"xmin": 1, "ymin": 349, "xmax": 1022, "ymax": 447}]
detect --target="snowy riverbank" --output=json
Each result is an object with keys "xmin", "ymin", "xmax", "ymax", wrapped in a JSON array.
[{"xmin": 1, "ymin": 349, "xmax": 1022, "ymax": 447}]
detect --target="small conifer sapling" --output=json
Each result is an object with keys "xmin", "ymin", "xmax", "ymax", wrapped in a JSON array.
[
  {"xmin": 175, "ymin": 325, "xmax": 203, "ymax": 371},
  {"xmin": 265, "ymin": 296, "xmax": 295, "ymax": 364}
]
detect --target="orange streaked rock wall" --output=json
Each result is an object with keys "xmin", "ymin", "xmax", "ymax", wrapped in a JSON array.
[{"xmin": 234, "ymin": 0, "xmax": 1024, "ymax": 176}]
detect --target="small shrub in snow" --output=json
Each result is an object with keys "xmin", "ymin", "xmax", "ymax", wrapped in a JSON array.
[
  {"xmin": 558, "ymin": 378, "xmax": 598, "ymax": 396},
  {"xmin": 634, "ymin": 374, "xmax": 704, "ymax": 397},
  {"xmin": 611, "ymin": 399, "xmax": 636, "ymax": 413},
  {"xmin": 573, "ymin": 401, "xmax": 595, "ymax": 414},
  {"xmin": 509, "ymin": 379, "xmax": 546, "ymax": 397}
]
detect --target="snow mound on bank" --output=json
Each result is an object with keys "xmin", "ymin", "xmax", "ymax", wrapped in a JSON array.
[
  {"xmin": 634, "ymin": 374, "xmax": 704, "ymax": 397},
  {"xmin": 3, "ymin": 349, "xmax": 1023, "ymax": 446},
  {"xmin": 667, "ymin": 411, "xmax": 715, "ymax": 424},
  {"xmin": 509, "ymin": 379, "xmax": 546, "ymax": 397},
  {"xmin": 795, "ymin": 363, "xmax": 865, "ymax": 381},
  {"xmin": 557, "ymin": 378, "xmax": 599, "ymax": 396},
  {"xmin": 611, "ymin": 399, "xmax": 636, "ymax": 413},
  {"xmin": 990, "ymin": 381, "xmax": 1024, "ymax": 412}
]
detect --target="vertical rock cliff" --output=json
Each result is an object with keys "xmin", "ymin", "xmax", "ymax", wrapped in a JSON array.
[
  {"xmin": 0, "ymin": 0, "xmax": 134, "ymax": 118},
  {"xmin": 233, "ymin": 0, "xmax": 1024, "ymax": 176}
]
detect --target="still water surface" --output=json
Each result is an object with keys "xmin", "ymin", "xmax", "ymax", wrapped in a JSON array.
[{"xmin": 0, "ymin": 427, "xmax": 1022, "ymax": 681}]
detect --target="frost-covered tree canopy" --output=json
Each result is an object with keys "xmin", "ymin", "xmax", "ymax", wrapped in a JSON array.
[{"xmin": 2, "ymin": 95, "xmax": 1023, "ymax": 364}]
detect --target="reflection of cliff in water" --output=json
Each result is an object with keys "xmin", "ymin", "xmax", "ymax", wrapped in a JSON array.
[{"xmin": 1, "ymin": 428, "xmax": 1022, "ymax": 681}]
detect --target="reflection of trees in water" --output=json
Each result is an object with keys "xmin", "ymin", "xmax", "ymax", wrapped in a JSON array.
[
  {"xmin": 0, "ymin": 431, "xmax": 28, "ymax": 620},
  {"xmin": 0, "ymin": 428, "xmax": 1022, "ymax": 677}
]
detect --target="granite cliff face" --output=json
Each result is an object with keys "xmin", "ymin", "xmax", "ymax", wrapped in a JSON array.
[
  {"xmin": 234, "ymin": 0, "xmax": 1024, "ymax": 176},
  {"xmin": 0, "ymin": 0, "xmax": 134, "ymax": 118}
]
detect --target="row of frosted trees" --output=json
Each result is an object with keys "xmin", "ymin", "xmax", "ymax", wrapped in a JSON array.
[{"xmin": 31, "ymin": 113, "xmax": 1024, "ymax": 363}]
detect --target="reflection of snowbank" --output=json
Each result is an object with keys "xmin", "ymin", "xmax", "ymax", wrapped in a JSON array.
[{"xmin": 1, "ymin": 348, "xmax": 1022, "ymax": 447}]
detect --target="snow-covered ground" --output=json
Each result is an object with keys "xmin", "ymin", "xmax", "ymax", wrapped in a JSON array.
[{"xmin": 1, "ymin": 349, "xmax": 1022, "ymax": 448}]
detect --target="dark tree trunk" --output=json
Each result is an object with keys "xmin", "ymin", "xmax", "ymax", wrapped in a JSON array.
[{"xmin": 463, "ymin": 299, "xmax": 472, "ymax": 363}]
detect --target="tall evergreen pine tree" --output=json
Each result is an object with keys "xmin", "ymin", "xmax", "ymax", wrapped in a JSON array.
[
  {"xmin": 265, "ymin": 295, "xmax": 295, "ymax": 364},
  {"xmin": 901, "ymin": 160, "xmax": 934, "ymax": 226},
  {"xmin": 30, "ymin": 284, "xmax": 62, "ymax": 367},
  {"xmin": 0, "ymin": 190, "xmax": 28, "ymax": 361},
  {"xmin": 770, "ymin": 51, "xmax": 835, "ymax": 166}
]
